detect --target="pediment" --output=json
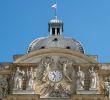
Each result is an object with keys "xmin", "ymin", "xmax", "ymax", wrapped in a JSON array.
[{"xmin": 14, "ymin": 48, "xmax": 97, "ymax": 64}]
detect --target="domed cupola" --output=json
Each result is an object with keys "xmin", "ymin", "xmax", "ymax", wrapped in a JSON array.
[
  {"xmin": 27, "ymin": 17, "xmax": 84, "ymax": 54},
  {"xmin": 48, "ymin": 17, "xmax": 64, "ymax": 35}
]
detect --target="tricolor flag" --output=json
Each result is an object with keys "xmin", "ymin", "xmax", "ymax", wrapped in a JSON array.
[{"xmin": 51, "ymin": 3, "xmax": 57, "ymax": 9}]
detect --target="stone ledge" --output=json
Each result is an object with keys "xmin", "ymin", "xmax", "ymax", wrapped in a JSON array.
[
  {"xmin": 76, "ymin": 89, "xmax": 99, "ymax": 94},
  {"xmin": 12, "ymin": 90, "xmax": 35, "ymax": 94}
]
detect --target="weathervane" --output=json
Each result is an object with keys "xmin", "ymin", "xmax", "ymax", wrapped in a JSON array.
[{"xmin": 51, "ymin": 0, "xmax": 57, "ymax": 19}]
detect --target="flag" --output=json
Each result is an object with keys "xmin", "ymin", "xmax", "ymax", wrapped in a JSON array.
[{"xmin": 51, "ymin": 4, "xmax": 57, "ymax": 9}]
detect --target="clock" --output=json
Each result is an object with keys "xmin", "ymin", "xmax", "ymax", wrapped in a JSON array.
[{"xmin": 48, "ymin": 70, "xmax": 62, "ymax": 82}]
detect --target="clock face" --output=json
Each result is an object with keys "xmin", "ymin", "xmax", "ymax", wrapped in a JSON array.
[{"xmin": 48, "ymin": 70, "xmax": 62, "ymax": 82}]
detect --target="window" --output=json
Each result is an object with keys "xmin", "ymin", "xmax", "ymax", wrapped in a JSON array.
[
  {"xmin": 53, "ymin": 38, "xmax": 58, "ymax": 42},
  {"xmin": 66, "ymin": 46, "xmax": 71, "ymax": 49},
  {"xmin": 52, "ymin": 28, "xmax": 55, "ymax": 35},
  {"xmin": 41, "ymin": 46, "xmax": 45, "ymax": 49}
]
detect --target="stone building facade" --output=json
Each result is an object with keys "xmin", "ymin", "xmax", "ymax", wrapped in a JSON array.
[{"xmin": 0, "ymin": 17, "xmax": 110, "ymax": 100}]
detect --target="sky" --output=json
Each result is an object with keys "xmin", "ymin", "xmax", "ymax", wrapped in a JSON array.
[{"xmin": 0, "ymin": 0, "xmax": 110, "ymax": 63}]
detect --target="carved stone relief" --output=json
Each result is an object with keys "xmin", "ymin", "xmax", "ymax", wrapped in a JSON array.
[
  {"xmin": 0, "ymin": 75, "xmax": 8, "ymax": 99},
  {"xmin": 34, "ymin": 56, "xmax": 76, "ymax": 98},
  {"xmin": 11, "ymin": 56, "xmax": 103, "ymax": 98}
]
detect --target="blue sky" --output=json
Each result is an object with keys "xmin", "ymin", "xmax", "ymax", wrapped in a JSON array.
[{"xmin": 0, "ymin": 0, "xmax": 110, "ymax": 62}]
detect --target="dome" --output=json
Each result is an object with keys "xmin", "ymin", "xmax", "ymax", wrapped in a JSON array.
[
  {"xmin": 27, "ymin": 18, "xmax": 84, "ymax": 54},
  {"xmin": 27, "ymin": 35, "xmax": 84, "ymax": 54}
]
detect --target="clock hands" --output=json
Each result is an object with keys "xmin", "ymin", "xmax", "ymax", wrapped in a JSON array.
[
  {"xmin": 48, "ymin": 70, "xmax": 62, "ymax": 82},
  {"xmin": 52, "ymin": 72, "xmax": 56, "ymax": 78}
]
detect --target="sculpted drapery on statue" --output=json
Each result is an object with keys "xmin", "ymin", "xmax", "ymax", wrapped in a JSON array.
[
  {"xmin": 89, "ymin": 67, "xmax": 99, "ymax": 90},
  {"xmin": 77, "ymin": 66, "xmax": 85, "ymax": 90},
  {"xmin": 103, "ymin": 77, "xmax": 110, "ymax": 96},
  {"xmin": 63, "ymin": 62, "xmax": 73, "ymax": 83},
  {"xmin": 13, "ymin": 67, "xmax": 24, "ymax": 90},
  {"xmin": 13, "ymin": 66, "xmax": 45, "ymax": 92},
  {"xmin": 42, "ymin": 63, "xmax": 51, "ymax": 82},
  {"xmin": 62, "ymin": 58, "xmax": 75, "ymax": 83},
  {"xmin": 33, "ymin": 62, "xmax": 45, "ymax": 81},
  {"xmin": 39, "ymin": 57, "xmax": 52, "ymax": 83},
  {"xmin": 26, "ymin": 67, "xmax": 35, "ymax": 90}
]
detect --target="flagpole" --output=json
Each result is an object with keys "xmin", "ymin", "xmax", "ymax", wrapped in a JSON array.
[
  {"xmin": 51, "ymin": 0, "xmax": 58, "ymax": 19},
  {"xmin": 55, "ymin": 0, "xmax": 57, "ymax": 19}
]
